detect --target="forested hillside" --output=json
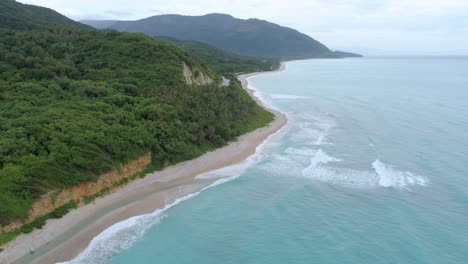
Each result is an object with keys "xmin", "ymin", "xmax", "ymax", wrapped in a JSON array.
[
  {"xmin": 0, "ymin": 29, "xmax": 272, "ymax": 227},
  {"xmin": 82, "ymin": 13, "xmax": 338, "ymax": 59},
  {"xmin": 156, "ymin": 37, "xmax": 279, "ymax": 75},
  {"xmin": 0, "ymin": 0, "xmax": 86, "ymax": 30},
  {"xmin": 0, "ymin": 2, "xmax": 274, "ymax": 240}
]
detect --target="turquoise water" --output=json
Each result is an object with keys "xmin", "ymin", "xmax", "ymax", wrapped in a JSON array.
[{"xmin": 67, "ymin": 58, "xmax": 468, "ymax": 264}]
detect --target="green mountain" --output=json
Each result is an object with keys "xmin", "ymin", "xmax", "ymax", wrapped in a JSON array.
[
  {"xmin": 82, "ymin": 13, "xmax": 340, "ymax": 59},
  {"xmin": 0, "ymin": 1, "xmax": 273, "ymax": 243},
  {"xmin": 156, "ymin": 36, "xmax": 279, "ymax": 75},
  {"xmin": 0, "ymin": 0, "xmax": 86, "ymax": 30},
  {"xmin": 80, "ymin": 20, "xmax": 119, "ymax": 29}
]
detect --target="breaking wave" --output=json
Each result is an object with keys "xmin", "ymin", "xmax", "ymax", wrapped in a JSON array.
[
  {"xmin": 300, "ymin": 150, "xmax": 428, "ymax": 190},
  {"xmin": 59, "ymin": 168, "xmax": 250, "ymax": 264},
  {"xmin": 372, "ymin": 159, "xmax": 428, "ymax": 188},
  {"xmin": 60, "ymin": 102, "xmax": 288, "ymax": 264}
]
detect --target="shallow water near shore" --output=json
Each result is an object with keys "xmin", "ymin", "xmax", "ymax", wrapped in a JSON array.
[{"xmin": 66, "ymin": 57, "xmax": 468, "ymax": 264}]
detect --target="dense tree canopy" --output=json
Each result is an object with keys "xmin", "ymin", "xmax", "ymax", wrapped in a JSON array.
[
  {"xmin": 82, "ymin": 13, "xmax": 337, "ymax": 59},
  {"xmin": 155, "ymin": 37, "xmax": 279, "ymax": 75},
  {"xmin": 0, "ymin": 0, "xmax": 87, "ymax": 30},
  {"xmin": 0, "ymin": 28, "xmax": 273, "ymax": 225}
]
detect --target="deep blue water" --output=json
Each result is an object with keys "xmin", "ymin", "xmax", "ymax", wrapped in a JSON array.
[{"xmin": 66, "ymin": 57, "xmax": 468, "ymax": 264}]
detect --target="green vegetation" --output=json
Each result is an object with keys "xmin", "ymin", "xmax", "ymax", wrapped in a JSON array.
[
  {"xmin": 0, "ymin": 1, "xmax": 276, "ymax": 244},
  {"xmin": 83, "ymin": 188, "xmax": 111, "ymax": 204},
  {"xmin": 82, "ymin": 13, "xmax": 340, "ymax": 59},
  {"xmin": 22, "ymin": 201, "xmax": 78, "ymax": 233},
  {"xmin": 0, "ymin": 229, "xmax": 20, "ymax": 246},
  {"xmin": 0, "ymin": 0, "xmax": 87, "ymax": 30},
  {"xmin": 0, "ymin": 27, "xmax": 273, "ymax": 228},
  {"xmin": 156, "ymin": 37, "xmax": 279, "ymax": 74},
  {"xmin": 0, "ymin": 201, "xmax": 77, "ymax": 245}
]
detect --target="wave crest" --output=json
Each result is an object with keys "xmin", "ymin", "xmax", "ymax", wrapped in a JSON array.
[
  {"xmin": 58, "ymin": 193, "xmax": 197, "ymax": 264},
  {"xmin": 300, "ymin": 150, "xmax": 427, "ymax": 190},
  {"xmin": 373, "ymin": 160, "xmax": 428, "ymax": 189}
]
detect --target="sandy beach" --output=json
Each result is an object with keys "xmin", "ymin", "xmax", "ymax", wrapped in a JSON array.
[{"xmin": 0, "ymin": 63, "xmax": 287, "ymax": 264}]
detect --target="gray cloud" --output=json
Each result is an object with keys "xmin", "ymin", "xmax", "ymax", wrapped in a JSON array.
[
  {"xmin": 105, "ymin": 10, "xmax": 134, "ymax": 16},
  {"xmin": 18, "ymin": 0, "xmax": 468, "ymax": 55},
  {"xmin": 149, "ymin": 8, "xmax": 165, "ymax": 14}
]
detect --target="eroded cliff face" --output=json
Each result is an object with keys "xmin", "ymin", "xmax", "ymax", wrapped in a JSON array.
[
  {"xmin": 183, "ymin": 62, "xmax": 214, "ymax": 86},
  {"xmin": 0, "ymin": 154, "xmax": 151, "ymax": 233}
]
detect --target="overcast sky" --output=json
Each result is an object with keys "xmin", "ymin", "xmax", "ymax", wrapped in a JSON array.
[{"xmin": 18, "ymin": 0, "xmax": 468, "ymax": 55}]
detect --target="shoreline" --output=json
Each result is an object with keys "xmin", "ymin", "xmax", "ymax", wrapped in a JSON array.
[{"xmin": 1, "ymin": 63, "xmax": 288, "ymax": 264}]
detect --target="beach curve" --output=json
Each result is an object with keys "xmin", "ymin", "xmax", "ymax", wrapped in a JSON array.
[{"xmin": 0, "ymin": 63, "xmax": 288, "ymax": 264}]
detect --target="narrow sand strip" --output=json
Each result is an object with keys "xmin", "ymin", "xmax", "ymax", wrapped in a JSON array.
[{"xmin": 0, "ymin": 63, "xmax": 287, "ymax": 264}]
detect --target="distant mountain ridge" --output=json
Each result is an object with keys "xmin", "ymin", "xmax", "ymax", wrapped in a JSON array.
[
  {"xmin": 155, "ymin": 36, "xmax": 279, "ymax": 74},
  {"xmin": 82, "ymin": 14, "xmax": 359, "ymax": 59},
  {"xmin": 0, "ymin": 0, "xmax": 86, "ymax": 30},
  {"xmin": 80, "ymin": 20, "xmax": 119, "ymax": 29}
]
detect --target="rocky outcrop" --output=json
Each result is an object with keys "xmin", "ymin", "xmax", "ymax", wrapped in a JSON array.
[
  {"xmin": 222, "ymin": 77, "xmax": 231, "ymax": 87},
  {"xmin": 183, "ymin": 62, "xmax": 213, "ymax": 85},
  {"xmin": 0, "ymin": 154, "xmax": 151, "ymax": 233}
]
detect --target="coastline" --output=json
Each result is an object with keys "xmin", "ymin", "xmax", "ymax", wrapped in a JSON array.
[{"xmin": 1, "ymin": 63, "xmax": 288, "ymax": 264}]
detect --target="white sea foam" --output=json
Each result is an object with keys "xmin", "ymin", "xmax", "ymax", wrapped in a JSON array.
[
  {"xmin": 314, "ymin": 121, "xmax": 334, "ymax": 132},
  {"xmin": 60, "ymin": 102, "xmax": 289, "ymax": 264},
  {"xmin": 301, "ymin": 149, "xmax": 341, "ymax": 175},
  {"xmin": 312, "ymin": 133, "xmax": 327, "ymax": 146},
  {"xmin": 303, "ymin": 166, "xmax": 379, "ymax": 188},
  {"xmin": 300, "ymin": 155, "xmax": 427, "ymax": 190},
  {"xmin": 291, "ymin": 114, "xmax": 336, "ymax": 146},
  {"xmin": 58, "ymin": 192, "xmax": 196, "ymax": 264},
  {"xmin": 248, "ymin": 84, "xmax": 280, "ymax": 111},
  {"xmin": 298, "ymin": 113, "xmax": 336, "ymax": 130},
  {"xmin": 284, "ymin": 147, "xmax": 317, "ymax": 156},
  {"xmin": 203, "ymin": 134, "xmax": 275, "ymax": 179},
  {"xmin": 300, "ymin": 150, "xmax": 379, "ymax": 188},
  {"xmin": 196, "ymin": 158, "xmax": 256, "ymax": 180},
  {"xmin": 197, "ymin": 118, "xmax": 287, "ymax": 180},
  {"xmin": 60, "ymin": 174, "xmax": 245, "ymax": 264},
  {"xmin": 293, "ymin": 123, "xmax": 329, "ymax": 146},
  {"xmin": 309, "ymin": 149, "xmax": 342, "ymax": 168},
  {"xmin": 261, "ymin": 153, "xmax": 305, "ymax": 177},
  {"xmin": 372, "ymin": 160, "xmax": 428, "ymax": 189},
  {"xmin": 270, "ymin": 94, "xmax": 307, "ymax": 99}
]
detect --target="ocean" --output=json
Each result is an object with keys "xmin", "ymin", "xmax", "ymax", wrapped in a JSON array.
[{"xmin": 65, "ymin": 57, "xmax": 468, "ymax": 264}]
